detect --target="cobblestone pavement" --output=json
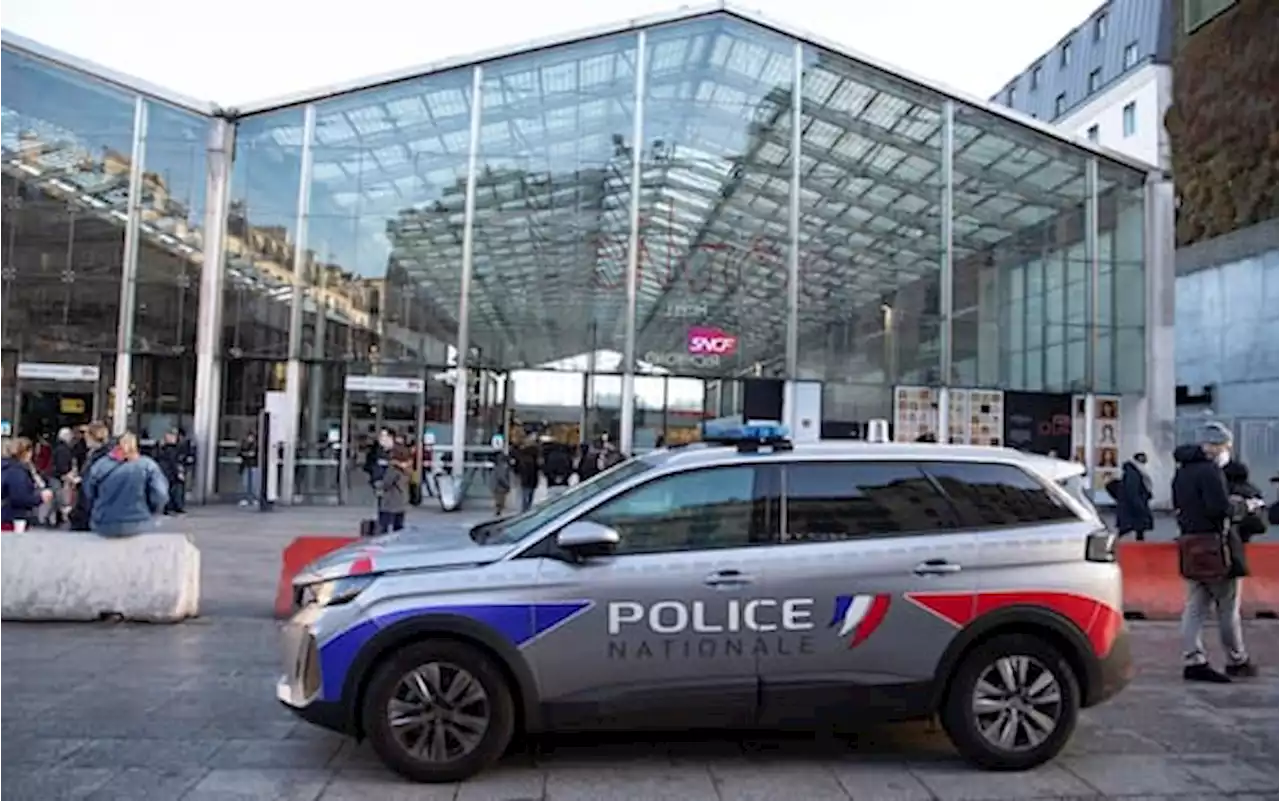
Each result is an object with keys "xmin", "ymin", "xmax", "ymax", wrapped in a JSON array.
[{"xmin": 2, "ymin": 505, "xmax": 1277, "ymax": 800}]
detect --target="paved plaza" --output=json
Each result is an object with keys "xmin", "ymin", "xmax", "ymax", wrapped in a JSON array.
[{"xmin": 2, "ymin": 504, "xmax": 1277, "ymax": 800}]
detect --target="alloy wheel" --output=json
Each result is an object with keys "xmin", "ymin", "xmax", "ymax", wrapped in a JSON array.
[
  {"xmin": 386, "ymin": 660, "xmax": 491, "ymax": 763},
  {"xmin": 970, "ymin": 654, "xmax": 1063, "ymax": 752}
]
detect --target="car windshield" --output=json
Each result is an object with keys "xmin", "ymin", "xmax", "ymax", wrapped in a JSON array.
[{"xmin": 471, "ymin": 458, "xmax": 655, "ymax": 545}]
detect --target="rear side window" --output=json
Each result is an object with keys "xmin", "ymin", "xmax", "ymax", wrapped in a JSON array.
[
  {"xmin": 782, "ymin": 462, "xmax": 961, "ymax": 542},
  {"xmin": 923, "ymin": 462, "xmax": 1078, "ymax": 528}
]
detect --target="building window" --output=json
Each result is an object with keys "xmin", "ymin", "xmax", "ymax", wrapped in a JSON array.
[
  {"xmin": 1184, "ymin": 0, "xmax": 1237, "ymax": 32},
  {"xmin": 1031, "ymin": 64, "xmax": 1043, "ymax": 89},
  {"xmin": 1060, "ymin": 40, "xmax": 1072, "ymax": 67},
  {"xmin": 1088, "ymin": 68, "xmax": 1102, "ymax": 93},
  {"xmin": 1087, "ymin": 125, "xmax": 1100, "ymax": 141},
  {"xmin": 1055, "ymin": 93, "xmax": 1067, "ymax": 117},
  {"xmin": 1007, "ymin": 86, "xmax": 1017, "ymax": 106},
  {"xmin": 1123, "ymin": 42, "xmax": 1140, "ymax": 69},
  {"xmin": 1122, "ymin": 102, "xmax": 1137, "ymax": 136},
  {"xmin": 1093, "ymin": 11, "xmax": 1108, "ymax": 40}
]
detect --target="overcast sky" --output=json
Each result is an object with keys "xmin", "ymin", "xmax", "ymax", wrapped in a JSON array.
[{"xmin": 4, "ymin": 0, "xmax": 1100, "ymax": 106}]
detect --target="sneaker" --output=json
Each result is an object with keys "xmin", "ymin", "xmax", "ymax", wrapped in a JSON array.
[
  {"xmin": 1184, "ymin": 663, "xmax": 1232, "ymax": 683},
  {"xmin": 1225, "ymin": 661, "xmax": 1259, "ymax": 678}
]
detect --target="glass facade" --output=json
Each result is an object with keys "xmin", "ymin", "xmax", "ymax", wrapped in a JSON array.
[{"xmin": 1, "ymin": 10, "xmax": 1156, "ymax": 502}]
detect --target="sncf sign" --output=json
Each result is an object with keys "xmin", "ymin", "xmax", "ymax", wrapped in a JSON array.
[{"xmin": 687, "ymin": 326, "xmax": 738, "ymax": 356}]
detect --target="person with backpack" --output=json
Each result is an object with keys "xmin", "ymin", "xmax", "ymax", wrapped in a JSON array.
[{"xmin": 1172, "ymin": 422, "xmax": 1257, "ymax": 683}]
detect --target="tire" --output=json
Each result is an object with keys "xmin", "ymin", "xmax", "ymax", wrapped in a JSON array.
[
  {"xmin": 940, "ymin": 633, "xmax": 1080, "ymax": 771},
  {"xmin": 362, "ymin": 639, "xmax": 516, "ymax": 783}
]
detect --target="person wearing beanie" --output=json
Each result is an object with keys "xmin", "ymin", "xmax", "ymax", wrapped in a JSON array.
[{"xmin": 1171, "ymin": 421, "xmax": 1257, "ymax": 683}]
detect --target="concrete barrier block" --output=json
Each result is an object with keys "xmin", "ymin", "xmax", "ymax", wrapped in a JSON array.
[{"xmin": 1, "ymin": 532, "xmax": 201, "ymax": 623}]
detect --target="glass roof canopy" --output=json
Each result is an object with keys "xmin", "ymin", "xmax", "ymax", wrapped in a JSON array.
[
  {"xmin": 0, "ymin": 4, "xmax": 1152, "ymax": 375},
  {"xmin": 281, "ymin": 8, "xmax": 1146, "ymax": 369}
]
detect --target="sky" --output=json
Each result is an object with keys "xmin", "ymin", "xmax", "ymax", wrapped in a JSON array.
[{"xmin": 3, "ymin": 0, "xmax": 1103, "ymax": 107}]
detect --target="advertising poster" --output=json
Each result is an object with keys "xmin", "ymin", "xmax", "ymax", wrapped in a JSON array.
[
  {"xmin": 1003, "ymin": 392, "xmax": 1072, "ymax": 456},
  {"xmin": 1071, "ymin": 394, "xmax": 1122, "ymax": 491},
  {"xmin": 893, "ymin": 386, "xmax": 938, "ymax": 442}
]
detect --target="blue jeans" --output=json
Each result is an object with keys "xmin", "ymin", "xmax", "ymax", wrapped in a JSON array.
[{"xmin": 241, "ymin": 466, "xmax": 260, "ymax": 502}]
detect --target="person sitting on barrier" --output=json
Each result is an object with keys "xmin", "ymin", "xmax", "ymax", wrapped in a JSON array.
[
  {"xmin": 2, "ymin": 437, "xmax": 53, "ymax": 532},
  {"xmin": 1172, "ymin": 422, "xmax": 1257, "ymax": 683},
  {"xmin": 84, "ymin": 432, "xmax": 170, "ymax": 538},
  {"xmin": 377, "ymin": 446, "xmax": 411, "ymax": 534}
]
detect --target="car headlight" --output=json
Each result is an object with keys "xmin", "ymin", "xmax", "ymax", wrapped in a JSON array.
[{"xmin": 300, "ymin": 575, "xmax": 376, "ymax": 608}]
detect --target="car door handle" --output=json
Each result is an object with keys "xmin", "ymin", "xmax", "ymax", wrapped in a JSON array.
[
  {"xmin": 704, "ymin": 569, "xmax": 753, "ymax": 588},
  {"xmin": 913, "ymin": 559, "xmax": 962, "ymax": 576}
]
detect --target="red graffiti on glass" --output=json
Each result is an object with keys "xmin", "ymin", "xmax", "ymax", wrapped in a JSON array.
[{"xmin": 686, "ymin": 326, "xmax": 738, "ymax": 356}]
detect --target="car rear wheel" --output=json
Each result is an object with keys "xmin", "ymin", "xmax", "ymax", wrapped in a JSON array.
[
  {"xmin": 363, "ymin": 639, "xmax": 515, "ymax": 783},
  {"xmin": 941, "ymin": 633, "xmax": 1080, "ymax": 771}
]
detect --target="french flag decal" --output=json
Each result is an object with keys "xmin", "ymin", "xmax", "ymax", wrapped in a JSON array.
[{"xmin": 829, "ymin": 594, "xmax": 892, "ymax": 648}]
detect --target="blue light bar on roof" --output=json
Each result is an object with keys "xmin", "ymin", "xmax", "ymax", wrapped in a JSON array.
[{"xmin": 702, "ymin": 420, "xmax": 791, "ymax": 443}]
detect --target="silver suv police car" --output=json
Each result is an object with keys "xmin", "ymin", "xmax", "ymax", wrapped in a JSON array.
[{"xmin": 278, "ymin": 424, "xmax": 1132, "ymax": 783}]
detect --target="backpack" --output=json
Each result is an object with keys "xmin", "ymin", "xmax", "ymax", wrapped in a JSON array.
[
  {"xmin": 1177, "ymin": 531, "xmax": 1232, "ymax": 583},
  {"xmin": 1104, "ymin": 478, "xmax": 1123, "ymax": 502}
]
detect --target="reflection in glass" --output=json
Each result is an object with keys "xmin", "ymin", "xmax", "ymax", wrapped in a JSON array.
[
  {"xmin": 953, "ymin": 104, "xmax": 1091, "ymax": 394},
  {"xmin": 635, "ymin": 18, "xmax": 793, "ymax": 378},
  {"xmin": 470, "ymin": 33, "xmax": 638, "ymax": 370},
  {"xmin": 307, "ymin": 66, "xmax": 471, "ymax": 367},
  {"xmin": 797, "ymin": 43, "xmax": 946, "ymax": 426},
  {"xmin": 1, "ymin": 49, "xmax": 136, "ymax": 402}
]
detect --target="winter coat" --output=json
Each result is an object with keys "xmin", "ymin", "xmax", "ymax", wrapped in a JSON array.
[
  {"xmin": 1, "ymin": 458, "xmax": 42, "ymax": 525},
  {"xmin": 1115, "ymin": 460, "xmax": 1154, "ymax": 533}
]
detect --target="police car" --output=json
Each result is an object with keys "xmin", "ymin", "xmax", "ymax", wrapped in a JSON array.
[{"xmin": 277, "ymin": 423, "xmax": 1131, "ymax": 782}]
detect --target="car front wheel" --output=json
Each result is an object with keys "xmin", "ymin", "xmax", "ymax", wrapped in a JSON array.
[
  {"xmin": 941, "ymin": 633, "xmax": 1080, "ymax": 771},
  {"xmin": 363, "ymin": 639, "xmax": 515, "ymax": 783}
]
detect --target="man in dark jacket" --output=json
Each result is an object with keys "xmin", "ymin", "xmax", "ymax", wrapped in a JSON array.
[
  {"xmin": 1172, "ymin": 422, "xmax": 1256, "ymax": 682},
  {"xmin": 514, "ymin": 442, "xmax": 541, "ymax": 511},
  {"xmin": 156, "ymin": 430, "xmax": 188, "ymax": 514}
]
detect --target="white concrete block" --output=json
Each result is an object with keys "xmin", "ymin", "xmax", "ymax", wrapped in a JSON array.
[{"xmin": 1, "ymin": 532, "xmax": 200, "ymax": 623}]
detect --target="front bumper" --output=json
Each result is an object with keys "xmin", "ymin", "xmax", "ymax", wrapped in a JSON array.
[
  {"xmin": 1087, "ymin": 624, "xmax": 1134, "ymax": 707},
  {"xmin": 277, "ymin": 615, "xmax": 352, "ymax": 735}
]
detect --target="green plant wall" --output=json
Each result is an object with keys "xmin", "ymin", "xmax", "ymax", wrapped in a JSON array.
[{"xmin": 1164, "ymin": 0, "xmax": 1279, "ymax": 246}]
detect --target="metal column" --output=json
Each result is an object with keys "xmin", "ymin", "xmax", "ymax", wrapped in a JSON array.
[
  {"xmin": 619, "ymin": 30, "xmax": 647, "ymax": 454},
  {"xmin": 282, "ymin": 104, "xmax": 317, "ymax": 504},
  {"xmin": 111, "ymin": 97, "xmax": 149, "ymax": 435},
  {"xmin": 783, "ymin": 41, "xmax": 803, "ymax": 430},
  {"xmin": 451, "ymin": 65, "xmax": 485, "ymax": 477},
  {"xmin": 1083, "ymin": 158, "xmax": 1101, "ymax": 488},
  {"xmin": 192, "ymin": 119, "xmax": 235, "ymax": 503},
  {"xmin": 936, "ymin": 100, "xmax": 956, "ymax": 442}
]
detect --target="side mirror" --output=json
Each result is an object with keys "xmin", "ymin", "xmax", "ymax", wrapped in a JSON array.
[{"xmin": 556, "ymin": 520, "xmax": 620, "ymax": 560}]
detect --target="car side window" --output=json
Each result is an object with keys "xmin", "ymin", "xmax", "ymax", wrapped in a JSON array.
[
  {"xmin": 582, "ymin": 466, "xmax": 767, "ymax": 555},
  {"xmin": 782, "ymin": 462, "xmax": 960, "ymax": 542},
  {"xmin": 923, "ymin": 461, "xmax": 1077, "ymax": 528}
]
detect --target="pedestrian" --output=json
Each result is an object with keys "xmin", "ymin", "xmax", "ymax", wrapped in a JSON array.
[
  {"xmin": 68, "ymin": 422, "xmax": 111, "ymax": 531},
  {"xmin": 377, "ymin": 445, "xmax": 410, "ymax": 534},
  {"xmin": 1115, "ymin": 452, "xmax": 1154, "ymax": 541},
  {"xmin": 1172, "ymin": 422, "xmax": 1257, "ymax": 682},
  {"xmin": 490, "ymin": 447, "xmax": 513, "ymax": 515},
  {"xmin": 83, "ymin": 432, "xmax": 170, "ymax": 537},
  {"xmin": 238, "ymin": 431, "xmax": 260, "ymax": 507},
  {"xmin": 542, "ymin": 441, "xmax": 572, "ymax": 500},
  {"xmin": 2, "ymin": 437, "xmax": 53, "ymax": 532},
  {"xmin": 157, "ymin": 430, "xmax": 188, "ymax": 514},
  {"xmin": 515, "ymin": 439, "xmax": 540, "ymax": 511}
]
